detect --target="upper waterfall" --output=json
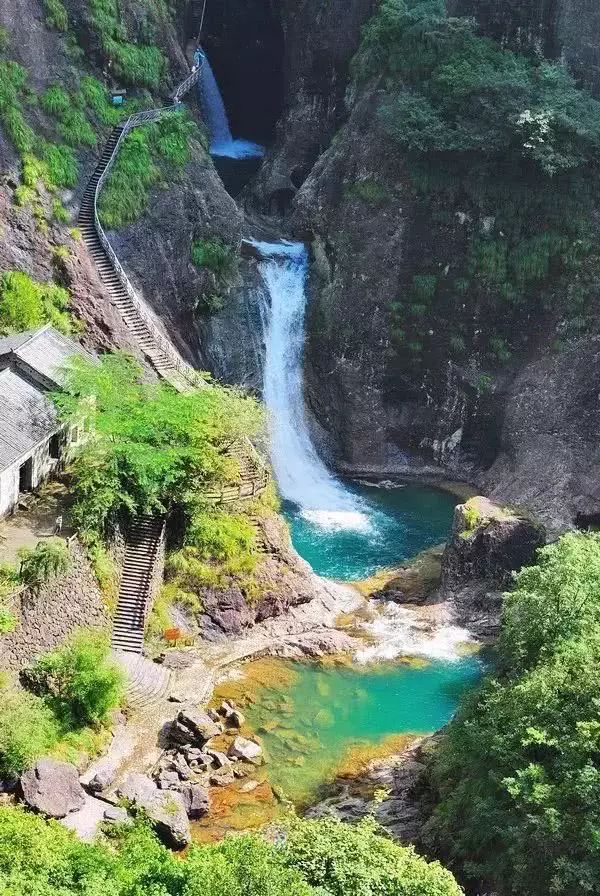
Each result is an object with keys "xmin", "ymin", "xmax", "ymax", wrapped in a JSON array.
[
  {"xmin": 252, "ymin": 239, "xmax": 369, "ymax": 532},
  {"xmin": 198, "ymin": 53, "xmax": 265, "ymax": 160}
]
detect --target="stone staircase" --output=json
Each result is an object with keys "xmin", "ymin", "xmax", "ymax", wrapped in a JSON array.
[
  {"xmin": 113, "ymin": 651, "xmax": 172, "ymax": 712},
  {"xmin": 78, "ymin": 131, "xmax": 193, "ymax": 393},
  {"xmin": 111, "ymin": 516, "xmax": 165, "ymax": 654}
]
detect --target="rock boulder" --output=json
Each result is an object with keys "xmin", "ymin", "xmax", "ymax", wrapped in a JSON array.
[
  {"xmin": 117, "ymin": 773, "xmax": 190, "ymax": 848},
  {"xmin": 228, "ymin": 736, "xmax": 263, "ymax": 764},
  {"xmin": 20, "ymin": 759, "xmax": 85, "ymax": 818}
]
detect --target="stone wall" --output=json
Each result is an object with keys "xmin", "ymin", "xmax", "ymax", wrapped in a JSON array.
[{"xmin": 0, "ymin": 540, "xmax": 111, "ymax": 674}]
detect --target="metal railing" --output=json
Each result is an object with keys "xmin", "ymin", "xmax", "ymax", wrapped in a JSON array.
[{"xmin": 92, "ymin": 69, "xmax": 203, "ymax": 390}]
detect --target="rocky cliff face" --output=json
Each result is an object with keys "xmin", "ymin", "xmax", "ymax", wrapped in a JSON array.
[{"xmin": 449, "ymin": 0, "xmax": 600, "ymax": 96}]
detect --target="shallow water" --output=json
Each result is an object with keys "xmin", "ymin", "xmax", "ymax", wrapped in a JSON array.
[
  {"xmin": 243, "ymin": 656, "xmax": 481, "ymax": 805},
  {"xmin": 284, "ymin": 482, "xmax": 457, "ymax": 580}
]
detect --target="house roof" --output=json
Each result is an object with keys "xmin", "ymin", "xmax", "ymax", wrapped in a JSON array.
[
  {"xmin": 0, "ymin": 325, "xmax": 91, "ymax": 388},
  {"xmin": 0, "ymin": 368, "xmax": 60, "ymax": 470}
]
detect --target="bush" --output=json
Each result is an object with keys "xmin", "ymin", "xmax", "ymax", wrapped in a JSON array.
[
  {"xmin": 43, "ymin": 0, "xmax": 69, "ymax": 30},
  {"xmin": 54, "ymin": 354, "xmax": 263, "ymax": 537},
  {"xmin": 428, "ymin": 533, "xmax": 600, "ymax": 896},
  {"xmin": 80, "ymin": 76, "xmax": 125, "ymax": 126},
  {"xmin": 18, "ymin": 539, "xmax": 70, "ymax": 589},
  {"xmin": 25, "ymin": 630, "xmax": 124, "ymax": 728},
  {"xmin": 0, "ymin": 690, "xmax": 59, "ymax": 777},
  {"xmin": 0, "ymin": 270, "xmax": 74, "ymax": 335},
  {"xmin": 0, "ymin": 808, "xmax": 463, "ymax": 895},
  {"xmin": 191, "ymin": 238, "xmax": 236, "ymax": 279},
  {"xmin": 41, "ymin": 142, "xmax": 78, "ymax": 187}
]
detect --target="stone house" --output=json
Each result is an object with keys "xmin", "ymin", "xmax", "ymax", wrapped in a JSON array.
[{"xmin": 0, "ymin": 325, "xmax": 92, "ymax": 518}]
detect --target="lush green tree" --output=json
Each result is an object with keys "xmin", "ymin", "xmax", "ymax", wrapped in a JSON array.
[
  {"xmin": 0, "ymin": 809, "xmax": 463, "ymax": 896},
  {"xmin": 0, "ymin": 690, "xmax": 59, "ymax": 777},
  {"xmin": 24, "ymin": 630, "xmax": 124, "ymax": 728},
  {"xmin": 0, "ymin": 271, "xmax": 74, "ymax": 335},
  {"xmin": 281, "ymin": 816, "xmax": 464, "ymax": 896},
  {"xmin": 53, "ymin": 354, "xmax": 264, "ymax": 536},
  {"xmin": 18, "ymin": 539, "xmax": 70, "ymax": 590},
  {"xmin": 428, "ymin": 533, "xmax": 600, "ymax": 896}
]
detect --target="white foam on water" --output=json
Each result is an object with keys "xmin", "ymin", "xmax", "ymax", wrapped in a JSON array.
[
  {"xmin": 354, "ymin": 600, "xmax": 474, "ymax": 663},
  {"xmin": 252, "ymin": 239, "xmax": 371, "ymax": 534}
]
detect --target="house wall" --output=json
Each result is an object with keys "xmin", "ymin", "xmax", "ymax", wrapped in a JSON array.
[{"xmin": 0, "ymin": 428, "xmax": 66, "ymax": 519}]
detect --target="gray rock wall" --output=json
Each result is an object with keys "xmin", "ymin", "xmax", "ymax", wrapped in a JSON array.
[{"xmin": 0, "ymin": 540, "xmax": 110, "ymax": 674}]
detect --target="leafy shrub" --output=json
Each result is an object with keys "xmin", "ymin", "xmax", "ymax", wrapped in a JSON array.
[
  {"xmin": 54, "ymin": 354, "xmax": 263, "ymax": 537},
  {"xmin": 80, "ymin": 75, "xmax": 125, "ymax": 126},
  {"xmin": 0, "ymin": 808, "xmax": 463, "ymax": 895},
  {"xmin": 40, "ymin": 85, "xmax": 70, "ymax": 118},
  {"xmin": 43, "ymin": 0, "xmax": 69, "ymax": 30},
  {"xmin": 24, "ymin": 630, "xmax": 124, "ymax": 728},
  {"xmin": 191, "ymin": 238, "xmax": 236, "ymax": 278},
  {"xmin": 0, "ymin": 271, "xmax": 74, "ymax": 335},
  {"xmin": 18, "ymin": 539, "xmax": 70, "ymax": 589},
  {"xmin": 429, "ymin": 533, "xmax": 600, "ymax": 896},
  {"xmin": 0, "ymin": 690, "xmax": 59, "ymax": 777},
  {"xmin": 41, "ymin": 142, "xmax": 78, "ymax": 187}
]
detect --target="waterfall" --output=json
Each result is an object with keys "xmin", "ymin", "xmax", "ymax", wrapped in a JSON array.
[
  {"xmin": 198, "ymin": 54, "xmax": 265, "ymax": 160},
  {"xmin": 251, "ymin": 239, "xmax": 369, "ymax": 532}
]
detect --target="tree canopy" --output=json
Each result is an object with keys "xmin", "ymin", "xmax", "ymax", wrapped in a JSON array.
[
  {"xmin": 427, "ymin": 533, "xmax": 600, "ymax": 896},
  {"xmin": 0, "ymin": 811, "xmax": 463, "ymax": 896},
  {"xmin": 54, "ymin": 354, "xmax": 264, "ymax": 537}
]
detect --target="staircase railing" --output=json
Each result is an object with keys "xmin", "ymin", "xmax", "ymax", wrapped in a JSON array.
[{"xmin": 92, "ymin": 72, "xmax": 203, "ymax": 389}]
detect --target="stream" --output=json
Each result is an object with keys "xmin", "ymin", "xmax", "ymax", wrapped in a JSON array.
[{"xmin": 195, "ymin": 65, "xmax": 480, "ymax": 840}]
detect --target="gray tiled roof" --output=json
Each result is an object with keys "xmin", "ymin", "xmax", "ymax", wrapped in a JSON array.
[
  {"xmin": 0, "ymin": 325, "xmax": 92, "ymax": 388},
  {"xmin": 0, "ymin": 368, "xmax": 59, "ymax": 469}
]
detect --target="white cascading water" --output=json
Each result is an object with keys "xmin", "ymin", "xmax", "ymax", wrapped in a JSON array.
[
  {"xmin": 251, "ymin": 239, "xmax": 370, "ymax": 532},
  {"xmin": 198, "ymin": 54, "xmax": 264, "ymax": 159}
]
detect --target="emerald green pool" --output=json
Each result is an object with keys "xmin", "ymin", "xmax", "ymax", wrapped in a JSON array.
[
  {"xmin": 283, "ymin": 482, "xmax": 457, "ymax": 580},
  {"xmin": 244, "ymin": 656, "xmax": 481, "ymax": 805}
]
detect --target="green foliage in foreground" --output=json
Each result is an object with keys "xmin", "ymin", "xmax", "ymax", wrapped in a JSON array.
[
  {"xmin": 98, "ymin": 112, "xmax": 198, "ymax": 229},
  {"xmin": 53, "ymin": 354, "xmax": 263, "ymax": 537},
  {"xmin": 0, "ymin": 632, "xmax": 122, "ymax": 776},
  {"xmin": 353, "ymin": 0, "xmax": 600, "ymax": 378},
  {"xmin": 24, "ymin": 630, "xmax": 124, "ymax": 728},
  {"xmin": 0, "ymin": 271, "xmax": 74, "ymax": 335},
  {"xmin": 0, "ymin": 810, "xmax": 463, "ymax": 896},
  {"xmin": 428, "ymin": 533, "xmax": 600, "ymax": 896}
]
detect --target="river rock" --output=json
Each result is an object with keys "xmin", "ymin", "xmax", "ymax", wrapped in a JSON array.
[
  {"xmin": 117, "ymin": 773, "xmax": 190, "ymax": 848},
  {"xmin": 228, "ymin": 736, "xmax": 263, "ymax": 764},
  {"xmin": 210, "ymin": 766, "xmax": 236, "ymax": 786},
  {"xmin": 103, "ymin": 805, "xmax": 131, "ymax": 826},
  {"xmin": 171, "ymin": 707, "xmax": 220, "ymax": 745},
  {"xmin": 156, "ymin": 769, "xmax": 181, "ymax": 790},
  {"xmin": 20, "ymin": 759, "xmax": 85, "ymax": 818},
  {"xmin": 219, "ymin": 701, "xmax": 246, "ymax": 728},
  {"xmin": 180, "ymin": 782, "xmax": 210, "ymax": 819},
  {"xmin": 206, "ymin": 748, "xmax": 232, "ymax": 769},
  {"xmin": 83, "ymin": 757, "xmax": 118, "ymax": 793}
]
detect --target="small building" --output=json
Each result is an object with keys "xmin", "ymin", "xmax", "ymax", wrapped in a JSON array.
[{"xmin": 0, "ymin": 326, "xmax": 92, "ymax": 518}]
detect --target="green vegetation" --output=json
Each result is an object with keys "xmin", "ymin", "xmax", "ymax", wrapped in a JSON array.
[
  {"xmin": 192, "ymin": 237, "xmax": 237, "ymax": 278},
  {"xmin": 0, "ymin": 810, "xmax": 462, "ymax": 895},
  {"xmin": 43, "ymin": 0, "xmax": 69, "ymax": 31},
  {"xmin": 0, "ymin": 271, "xmax": 75, "ymax": 335},
  {"xmin": 428, "ymin": 533, "xmax": 600, "ymax": 896},
  {"xmin": 0, "ymin": 631, "xmax": 122, "ymax": 777},
  {"xmin": 344, "ymin": 177, "xmax": 390, "ymax": 205},
  {"xmin": 53, "ymin": 353, "xmax": 263, "ymax": 538},
  {"xmin": 87, "ymin": 0, "xmax": 167, "ymax": 88},
  {"xmin": 191, "ymin": 237, "xmax": 238, "ymax": 314},
  {"xmin": 41, "ymin": 84, "xmax": 96, "ymax": 148},
  {"xmin": 24, "ymin": 630, "xmax": 124, "ymax": 728},
  {"xmin": 98, "ymin": 112, "xmax": 198, "ymax": 229},
  {"xmin": 18, "ymin": 539, "xmax": 70, "ymax": 590},
  {"xmin": 354, "ymin": 0, "xmax": 600, "ymax": 380}
]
